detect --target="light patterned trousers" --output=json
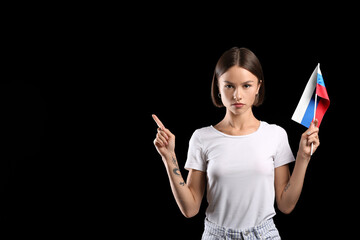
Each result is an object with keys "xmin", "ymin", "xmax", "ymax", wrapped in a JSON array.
[{"xmin": 202, "ymin": 218, "xmax": 281, "ymax": 240}]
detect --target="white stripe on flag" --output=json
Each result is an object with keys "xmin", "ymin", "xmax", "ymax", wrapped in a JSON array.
[{"xmin": 291, "ymin": 64, "xmax": 319, "ymax": 124}]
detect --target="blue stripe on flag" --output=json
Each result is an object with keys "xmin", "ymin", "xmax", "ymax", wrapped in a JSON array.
[
  {"xmin": 317, "ymin": 73, "xmax": 325, "ymax": 87},
  {"xmin": 300, "ymin": 92, "xmax": 320, "ymax": 128}
]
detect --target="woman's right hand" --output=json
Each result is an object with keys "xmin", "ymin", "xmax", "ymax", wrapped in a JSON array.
[{"xmin": 152, "ymin": 114, "xmax": 175, "ymax": 159}]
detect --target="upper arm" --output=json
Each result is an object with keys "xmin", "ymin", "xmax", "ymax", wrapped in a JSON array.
[
  {"xmin": 186, "ymin": 169, "xmax": 206, "ymax": 208},
  {"xmin": 274, "ymin": 164, "xmax": 291, "ymax": 204}
]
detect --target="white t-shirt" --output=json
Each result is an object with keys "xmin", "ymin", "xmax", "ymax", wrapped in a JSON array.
[{"xmin": 184, "ymin": 121, "xmax": 295, "ymax": 229}]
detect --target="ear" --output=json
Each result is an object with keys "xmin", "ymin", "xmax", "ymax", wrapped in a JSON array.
[{"xmin": 256, "ymin": 80, "xmax": 262, "ymax": 94}]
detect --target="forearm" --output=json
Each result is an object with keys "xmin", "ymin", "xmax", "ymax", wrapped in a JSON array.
[
  {"xmin": 162, "ymin": 153, "xmax": 199, "ymax": 218},
  {"xmin": 280, "ymin": 153, "xmax": 310, "ymax": 213}
]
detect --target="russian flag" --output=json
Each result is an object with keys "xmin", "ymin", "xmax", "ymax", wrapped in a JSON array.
[{"xmin": 292, "ymin": 63, "xmax": 330, "ymax": 128}]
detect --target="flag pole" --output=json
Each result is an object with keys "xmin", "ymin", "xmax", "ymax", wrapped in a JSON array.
[{"xmin": 311, "ymin": 93, "xmax": 317, "ymax": 155}]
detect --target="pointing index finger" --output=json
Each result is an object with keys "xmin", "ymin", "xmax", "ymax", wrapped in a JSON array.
[{"xmin": 152, "ymin": 114, "xmax": 165, "ymax": 130}]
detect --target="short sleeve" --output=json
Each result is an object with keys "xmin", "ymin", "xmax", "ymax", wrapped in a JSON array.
[
  {"xmin": 184, "ymin": 130, "xmax": 206, "ymax": 172},
  {"xmin": 274, "ymin": 127, "xmax": 295, "ymax": 168}
]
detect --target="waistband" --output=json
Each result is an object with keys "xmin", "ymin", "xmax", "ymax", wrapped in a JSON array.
[{"xmin": 204, "ymin": 218, "xmax": 276, "ymax": 239}]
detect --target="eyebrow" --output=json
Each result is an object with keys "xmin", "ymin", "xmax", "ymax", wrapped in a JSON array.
[{"xmin": 224, "ymin": 80, "xmax": 255, "ymax": 84}]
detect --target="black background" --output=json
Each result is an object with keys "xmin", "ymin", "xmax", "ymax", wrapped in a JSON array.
[{"xmin": 2, "ymin": 5, "xmax": 358, "ymax": 239}]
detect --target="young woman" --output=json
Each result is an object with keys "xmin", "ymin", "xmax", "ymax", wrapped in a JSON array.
[{"xmin": 152, "ymin": 47, "xmax": 319, "ymax": 239}]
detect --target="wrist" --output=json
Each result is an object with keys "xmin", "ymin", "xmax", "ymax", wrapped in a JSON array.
[
  {"xmin": 162, "ymin": 151, "xmax": 175, "ymax": 163},
  {"xmin": 296, "ymin": 151, "xmax": 311, "ymax": 164}
]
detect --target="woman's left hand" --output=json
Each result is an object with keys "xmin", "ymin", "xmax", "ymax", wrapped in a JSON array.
[{"xmin": 298, "ymin": 119, "xmax": 320, "ymax": 159}]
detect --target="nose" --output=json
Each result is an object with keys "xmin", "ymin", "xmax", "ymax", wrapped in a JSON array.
[{"xmin": 233, "ymin": 88, "xmax": 242, "ymax": 101}]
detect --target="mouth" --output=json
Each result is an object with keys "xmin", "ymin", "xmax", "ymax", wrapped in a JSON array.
[{"xmin": 232, "ymin": 103, "xmax": 245, "ymax": 108}]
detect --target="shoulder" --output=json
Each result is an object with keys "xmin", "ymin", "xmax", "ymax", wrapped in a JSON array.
[
  {"xmin": 260, "ymin": 121, "xmax": 288, "ymax": 137},
  {"xmin": 192, "ymin": 126, "xmax": 213, "ymax": 137},
  {"xmin": 189, "ymin": 126, "xmax": 216, "ymax": 145}
]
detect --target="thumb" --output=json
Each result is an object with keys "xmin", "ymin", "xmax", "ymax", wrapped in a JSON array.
[
  {"xmin": 314, "ymin": 118, "xmax": 319, "ymax": 127},
  {"xmin": 306, "ymin": 119, "xmax": 319, "ymax": 136},
  {"xmin": 310, "ymin": 119, "xmax": 317, "ymax": 129}
]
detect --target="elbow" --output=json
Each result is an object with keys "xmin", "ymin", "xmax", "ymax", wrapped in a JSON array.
[
  {"xmin": 280, "ymin": 207, "xmax": 294, "ymax": 215},
  {"xmin": 278, "ymin": 203, "xmax": 295, "ymax": 215},
  {"xmin": 182, "ymin": 209, "xmax": 199, "ymax": 218}
]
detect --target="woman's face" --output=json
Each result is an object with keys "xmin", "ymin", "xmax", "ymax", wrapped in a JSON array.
[{"xmin": 218, "ymin": 66, "xmax": 261, "ymax": 115}]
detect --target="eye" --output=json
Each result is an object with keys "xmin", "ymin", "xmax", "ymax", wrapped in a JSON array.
[
  {"xmin": 225, "ymin": 84, "xmax": 234, "ymax": 89},
  {"xmin": 243, "ymin": 84, "xmax": 251, "ymax": 89}
]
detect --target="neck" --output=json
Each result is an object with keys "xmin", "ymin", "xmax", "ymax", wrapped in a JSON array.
[{"xmin": 223, "ymin": 108, "xmax": 258, "ymax": 130}]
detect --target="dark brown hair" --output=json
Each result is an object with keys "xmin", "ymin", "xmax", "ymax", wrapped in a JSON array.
[{"xmin": 211, "ymin": 47, "xmax": 265, "ymax": 107}]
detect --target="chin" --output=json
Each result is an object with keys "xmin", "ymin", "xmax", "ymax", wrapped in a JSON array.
[{"xmin": 229, "ymin": 106, "xmax": 249, "ymax": 115}]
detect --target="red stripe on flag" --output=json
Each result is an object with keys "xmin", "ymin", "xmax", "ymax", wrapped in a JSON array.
[
  {"xmin": 315, "ymin": 98, "xmax": 330, "ymax": 127},
  {"xmin": 316, "ymin": 84, "xmax": 329, "ymax": 100}
]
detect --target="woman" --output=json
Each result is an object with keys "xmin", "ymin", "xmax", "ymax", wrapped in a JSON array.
[{"xmin": 152, "ymin": 47, "xmax": 319, "ymax": 239}]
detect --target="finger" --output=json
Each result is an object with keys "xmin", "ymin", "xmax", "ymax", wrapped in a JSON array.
[
  {"xmin": 314, "ymin": 118, "xmax": 319, "ymax": 127},
  {"xmin": 306, "ymin": 123, "xmax": 319, "ymax": 136},
  {"xmin": 307, "ymin": 129, "xmax": 319, "ymax": 137},
  {"xmin": 308, "ymin": 135, "xmax": 319, "ymax": 147},
  {"xmin": 311, "ymin": 140, "xmax": 320, "ymax": 150},
  {"xmin": 158, "ymin": 128, "xmax": 169, "ymax": 140},
  {"xmin": 154, "ymin": 138, "xmax": 162, "ymax": 147},
  {"xmin": 157, "ymin": 132, "xmax": 168, "ymax": 145},
  {"xmin": 152, "ymin": 114, "xmax": 165, "ymax": 130},
  {"xmin": 310, "ymin": 119, "xmax": 319, "ymax": 130},
  {"xmin": 154, "ymin": 136, "xmax": 164, "ymax": 147}
]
